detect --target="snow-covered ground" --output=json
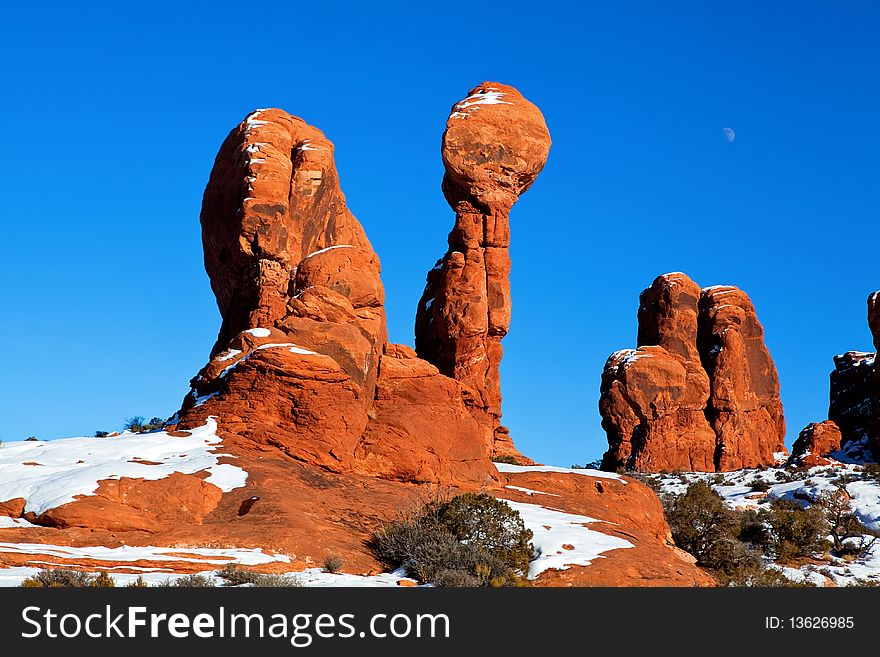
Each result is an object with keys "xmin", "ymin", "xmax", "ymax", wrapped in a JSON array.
[
  {"xmin": 0, "ymin": 418, "xmax": 246, "ymax": 514},
  {"xmin": 646, "ymin": 454, "xmax": 880, "ymax": 586},
  {"xmin": 0, "ymin": 564, "xmax": 415, "ymax": 588},
  {"xmin": 496, "ymin": 463, "xmax": 633, "ymax": 577},
  {"xmin": 503, "ymin": 500, "xmax": 632, "ymax": 578}
]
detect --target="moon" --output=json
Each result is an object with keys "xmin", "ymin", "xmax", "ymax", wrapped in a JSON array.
[{"xmin": 722, "ymin": 127, "xmax": 735, "ymax": 143}]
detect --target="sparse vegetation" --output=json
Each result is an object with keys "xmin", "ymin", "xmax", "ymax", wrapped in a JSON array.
[
  {"xmin": 663, "ymin": 483, "xmax": 816, "ymax": 586},
  {"xmin": 216, "ymin": 563, "xmax": 301, "ymax": 587},
  {"xmin": 490, "ymin": 455, "xmax": 519, "ymax": 465},
  {"xmin": 819, "ymin": 486, "xmax": 879, "ymax": 558},
  {"xmin": 94, "ymin": 430, "xmax": 110, "ymax": 438},
  {"xmin": 20, "ymin": 569, "xmax": 116, "ymax": 588},
  {"xmin": 123, "ymin": 416, "xmax": 166, "ymax": 434},
  {"xmin": 368, "ymin": 493, "xmax": 534, "ymax": 587},
  {"xmin": 155, "ymin": 573, "xmax": 217, "ymax": 587},
  {"xmin": 322, "ymin": 555, "xmax": 344, "ymax": 574}
]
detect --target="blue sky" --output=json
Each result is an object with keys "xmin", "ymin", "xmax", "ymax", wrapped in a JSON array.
[{"xmin": 1, "ymin": 2, "xmax": 878, "ymax": 466}]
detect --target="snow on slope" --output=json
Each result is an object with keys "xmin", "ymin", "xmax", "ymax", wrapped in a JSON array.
[
  {"xmin": 0, "ymin": 418, "xmax": 246, "ymax": 514},
  {"xmin": 503, "ymin": 499, "xmax": 633, "ymax": 578},
  {"xmin": 650, "ymin": 461, "xmax": 880, "ymax": 586}
]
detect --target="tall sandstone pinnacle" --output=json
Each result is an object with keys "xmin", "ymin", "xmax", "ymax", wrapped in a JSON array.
[
  {"xmin": 828, "ymin": 291, "xmax": 880, "ymax": 458},
  {"xmin": 176, "ymin": 107, "xmax": 498, "ymax": 486},
  {"xmin": 600, "ymin": 272, "xmax": 787, "ymax": 472},
  {"xmin": 415, "ymin": 82, "xmax": 551, "ymax": 460}
]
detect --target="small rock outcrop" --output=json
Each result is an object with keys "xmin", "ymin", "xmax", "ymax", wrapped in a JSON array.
[
  {"xmin": 415, "ymin": 82, "xmax": 551, "ymax": 461},
  {"xmin": 600, "ymin": 272, "xmax": 787, "ymax": 472},
  {"xmin": 790, "ymin": 420, "xmax": 842, "ymax": 466},
  {"xmin": 829, "ymin": 292, "xmax": 880, "ymax": 457}
]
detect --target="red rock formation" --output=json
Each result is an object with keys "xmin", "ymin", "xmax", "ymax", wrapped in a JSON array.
[
  {"xmin": 175, "ymin": 106, "xmax": 499, "ymax": 488},
  {"xmin": 790, "ymin": 420, "xmax": 842, "ymax": 467},
  {"xmin": 0, "ymin": 89, "xmax": 716, "ymax": 588},
  {"xmin": 601, "ymin": 273, "xmax": 787, "ymax": 472},
  {"xmin": 0, "ymin": 498, "xmax": 25, "ymax": 518},
  {"xmin": 698, "ymin": 285, "xmax": 787, "ymax": 470},
  {"xmin": 415, "ymin": 82, "xmax": 551, "ymax": 461},
  {"xmin": 829, "ymin": 291, "xmax": 880, "ymax": 456}
]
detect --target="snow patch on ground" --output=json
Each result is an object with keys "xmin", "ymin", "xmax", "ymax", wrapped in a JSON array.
[
  {"xmin": 0, "ymin": 542, "xmax": 290, "ymax": 566},
  {"xmin": 504, "ymin": 485, "xmax": 559, "ymax": 497},
  {"xmin": 0, "ymin": 419, "xmax": 246, "ymax": 514},
  {"xmin": 502, "ymin": 500, "xmax": 633, "ymax": 578}
]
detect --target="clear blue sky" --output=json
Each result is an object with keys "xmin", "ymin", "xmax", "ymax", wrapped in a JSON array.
[{"xmin": 1, "ymin": 2, "xmax": 878, "ymax": 467}]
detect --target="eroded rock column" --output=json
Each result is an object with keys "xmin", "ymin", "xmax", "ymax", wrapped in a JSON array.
[{"xmin": 415, "ymin": 82, "xmax": 551, "ymax": 460}]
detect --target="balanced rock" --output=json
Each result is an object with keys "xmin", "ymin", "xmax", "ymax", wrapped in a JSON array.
[
  {"xmin": 414, "ymin": 82, "xmax": 551, "ymax": 461},
  {"xmin": 828, "ymin": 291, "xmax": 880, "ymax": 457},
  {"xmin": 600, "ymin": 273, "xmax": 787, "ymax": 472}
]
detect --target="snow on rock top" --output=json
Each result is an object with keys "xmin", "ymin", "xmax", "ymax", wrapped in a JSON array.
[
  {"xmin": 494, "ymin": 463, "xmax": 627, "ymax": 483},
  {"xmin": 220, "ymin": 343, "xmax": 319, "ymax": 378},
  {"xmin": 0, "ymin": 418, "xmax": 246, "ymax": 515},
  {"xmin": 244, "ymin": 328, "xmax": 271, "ymax": 338}
]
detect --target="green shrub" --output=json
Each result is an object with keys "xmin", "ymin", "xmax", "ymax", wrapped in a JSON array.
[
  {"xmin": 368, "ymin": 493, "xmax": 534, "ymax": 587},
  {"xmin": 762, "ymin": 499, "xmax": 829, "ymax": 562},
  {"xmin": 123, "ymin": 416, "xmax": 146, "ymax": 433},
  {"xmin": 749, "ymin": 479, "xmax": 771, "ymax": 492},
  {"xmin": 94, "ymin": 431, "xmax": 110, "ymax": 438},
  {"xmin": 491, "ymin": 455, "xmax": 519, "ymax": 465},
  {"xmin": 665, "ymin": 482, "xmax": 740, "ymax": 563}
]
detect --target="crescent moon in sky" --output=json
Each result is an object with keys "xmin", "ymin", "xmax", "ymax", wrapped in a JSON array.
[{"xmin": 722, "ymin": 127, "xmax": 735, "ymax": 143}]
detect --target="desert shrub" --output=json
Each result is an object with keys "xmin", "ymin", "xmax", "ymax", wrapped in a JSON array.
[
  {"xmin": 847, "ymin": 577, "xmax": 880, "ymax": 587},
  {"xmin": 92, "ymin": 571, "xmax": 116, "ymax": 588},
  {"xmin": 123, "ymin": 416, "xmax": 146, "ymax": 433},
  {"xmin": 762, "ymin": 499, "xmax": 829, "ymax": 562},
  {"xmin": 738, "ymin": 508, "xmax": 771, "ymax": 547},
  {"xmin": 819, "ymin": 487, "xmax": 879, "ymax": 557},
  {"xmin": 749, "ymin": 479, "xmax": 771, "ymax": 492},
  {"xmin": 861, "ymin": 464, "xmax": 880, "ymax": 483},
  {"xmin": 125, "ymin": 576, "xmax": 149, "ymax": 588},
  {"xmin": 431, "ymin": 568, "xmax": 483, "ymax": 587},
  {"xmin": 491, "ymin": 455, "xmax": 519, "ymax": 465},
  {"xmin": 94, "ymin": 430, "xmax": 110, "ymax": 438},
  {"xmin": 368, "ymin": 493, "xmax": 534, "ymax": 586},
  {"xmin": 20, "ymin": 569, "xmax": 115, "ymax": 588},
  {"xmin": 156, "ymin": 573, "xmax": 216, "ymax": 587},
  {"xmin": 216, "ymin": 563, "xmax": 301, "ymax": 587},
  {"xmin": 665, "ymin": 482, "xmax": 740, "ymax": 563},
  {"xmin": 322, "ymin": 555, "xmax": 344, "ymax": 574}
]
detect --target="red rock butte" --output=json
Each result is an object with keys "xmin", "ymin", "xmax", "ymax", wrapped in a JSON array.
[{"xmin": 600, "ymin": 272, "xmax": 787, "ymax": 472}]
